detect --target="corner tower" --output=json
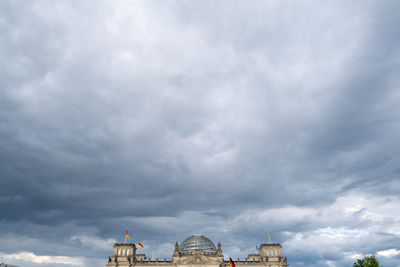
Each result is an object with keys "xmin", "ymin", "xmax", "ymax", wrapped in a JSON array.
[
  {"xmin": 107, "ymin": 243, "xmax": 136, "ymax": 267},
  {"xmin": 259, "ymin": 243, "xmax": 287, "ymax": 265}
]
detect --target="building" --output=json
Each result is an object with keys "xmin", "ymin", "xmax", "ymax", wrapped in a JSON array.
[{"xmin": 106, "ymin": 235, "xmax": 288, "ymax": 267}]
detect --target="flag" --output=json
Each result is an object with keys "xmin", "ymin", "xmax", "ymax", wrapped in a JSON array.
[
  {"xmin": 138, "ymin": 242, "xmax": 144, "ymax": 248},
  {"xmin": 229, "ymin": 258, "xmax": 235, "ymax": 267},
  {"xmin": 125, "ymin": 230, "xmax": 130, "ymax": 240},
  {"xmin": 256, "ymin": 245, "xmax": 259, "ymax": 251}
]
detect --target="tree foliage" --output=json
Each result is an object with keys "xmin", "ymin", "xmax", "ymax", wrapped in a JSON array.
[{"xmin": 353, "ymin": 255, "xmax": 381, "ymax": 267}]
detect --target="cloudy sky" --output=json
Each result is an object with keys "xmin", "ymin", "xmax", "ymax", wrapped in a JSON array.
[{"xmin": 1, "ymin": 1, "xmax": 400, "ymax": 266}]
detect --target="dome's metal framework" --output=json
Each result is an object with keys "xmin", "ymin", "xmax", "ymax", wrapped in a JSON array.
[{"xmin": 179, "ymin": 235, "xmax": 217, "ymax": 253}]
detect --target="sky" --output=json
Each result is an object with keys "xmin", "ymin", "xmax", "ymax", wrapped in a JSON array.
[{"xmin": 1, "ymin": 0, "xmax": 400, "ymax": 266}]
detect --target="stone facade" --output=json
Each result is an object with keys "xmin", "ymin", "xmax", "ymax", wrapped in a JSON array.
[{"xmin": 107, "ymin": 235, "xmax": 288, "ymax": 267}]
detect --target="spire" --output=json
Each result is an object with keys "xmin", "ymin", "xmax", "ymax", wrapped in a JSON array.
[
  {"xmin": 217, "ymin": 242, "xmax": 222, "ymax": 256},
  {"xmin": 174, "ymin": 242, "xmax": 179, "ymax": 256}
]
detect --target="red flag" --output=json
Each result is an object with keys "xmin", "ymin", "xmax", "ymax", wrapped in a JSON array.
[
  {"xmin": 230, "ymin": 258, "xmax": 235, "ymax": 267},
  {"xmin": 138, "ymin": 242, "xmax": 144, "ymax": 248}
]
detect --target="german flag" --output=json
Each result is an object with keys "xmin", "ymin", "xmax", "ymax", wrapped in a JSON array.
[
  {"xmin": 229, "ymin": 258, "xmax": 235, "ymax": 267},
  {"xmin": 125, "ymin": 230, "xmax": 130, "ymax": 240},
  {"xmin": 138, "ymin": 242, "xmax": 144, "ymax": 248}
]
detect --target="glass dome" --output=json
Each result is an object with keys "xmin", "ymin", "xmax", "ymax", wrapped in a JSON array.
[{"xmin": 179, "ymin": 235, "xmax": 217, "ymax": 253}]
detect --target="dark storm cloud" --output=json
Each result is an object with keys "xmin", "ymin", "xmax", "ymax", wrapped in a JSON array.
[{"xmin": 1, "ymin": 1, "xmax": 400, "ymax": 266}]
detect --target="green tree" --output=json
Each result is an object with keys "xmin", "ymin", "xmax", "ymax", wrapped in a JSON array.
[{"xmin": 353, "ymin": 255, "xmax": 381, "ymax": 267}]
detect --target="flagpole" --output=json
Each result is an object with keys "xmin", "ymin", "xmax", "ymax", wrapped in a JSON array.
[{"xmin": 152, "ymin": 240, "xmax": 155, "ymax": 260}]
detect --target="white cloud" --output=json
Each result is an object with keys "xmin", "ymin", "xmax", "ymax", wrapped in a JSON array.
[
  {"xmin": 315, "ymin": 227, "xmax": 365, "ymax": 240},
  {"xmin": 377, "ymin": 249, "xmax": 400, "ymax": 257},
  {"xmin": 1, "ymin": 251, "xmax": 85, "ymax": 265},
  {"xmin": 344, "ymin": 252, "xmax": 364, "ymax": 260},
  {"xmin": 294, "ymin": 233, "xmax": 303, "ymax": 240}
]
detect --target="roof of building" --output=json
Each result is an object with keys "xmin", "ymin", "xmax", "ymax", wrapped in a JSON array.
[
  {"xmin": 260, "ymin": 243, "xmax": 282, "ymax": 247},
  {"xmin": 179, "ymin": 235, "xmax": 217, "ymax": 253}
]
